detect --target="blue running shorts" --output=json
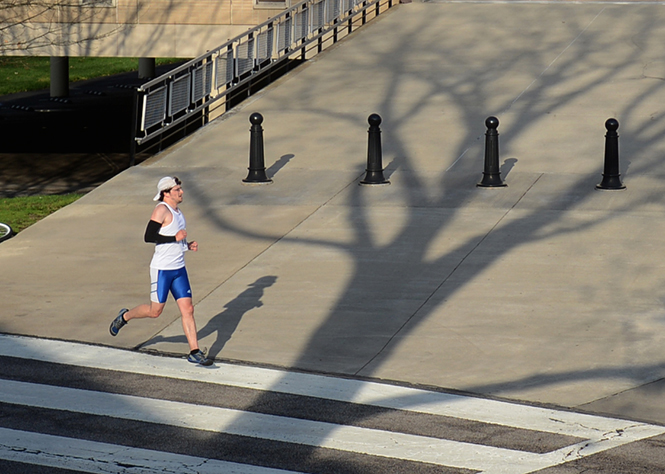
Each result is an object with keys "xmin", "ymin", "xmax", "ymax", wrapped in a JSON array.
[{"xmin": 150, "ymin": 267, "xmax": 192, "ymax": 303}]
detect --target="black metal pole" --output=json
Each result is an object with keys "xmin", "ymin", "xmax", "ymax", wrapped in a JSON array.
[
  {"xmin": 596, "ymin": 118, "xmax": 625, "ymax": 190},
  {"xmin": 50, "ymin": 56, "xmax": 69, "ymax": 98},
  {"xmin": 243, "ymin": 113, "xmax": 272, "ymax": 184},
  {"xmin": 129, "ymin": 88, "xmax": 140, "ymax": 167},
  {"xmin": 477, "ymin": 116, "xmax": 506, "ymax": 188},
  {"xmin": 360, "ymin": 113, "xmax": 390, "ymax": 185}
]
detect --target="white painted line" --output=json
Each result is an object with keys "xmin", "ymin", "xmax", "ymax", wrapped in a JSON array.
[
  {"xmin": 0, "ymin": 427, "xmax": 301, "ymax": 474},
  {"xmin": 0, "ymin": 334, "xmax": 657, "ymax": 440},
  {"xmin": 446, "ymin": 148, "xmax": 469, "ymax": 171},
  {"xmin": 0, "ymin": 379, "xmax": 539, "ymax": 471}
]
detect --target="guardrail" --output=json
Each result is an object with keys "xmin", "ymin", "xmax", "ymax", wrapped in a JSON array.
[{"xmin": 130, "ymin": 0, "xmax": 396, "ymax": 162}]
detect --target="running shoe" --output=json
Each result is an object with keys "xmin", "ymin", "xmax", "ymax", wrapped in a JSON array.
[
  {"xmin": 110, "ymin": 308, "xmax": 128, "ymax": 336},
  {"xmin": 188, "ymin": 349, "xmax": 213, "ymax": 366}
]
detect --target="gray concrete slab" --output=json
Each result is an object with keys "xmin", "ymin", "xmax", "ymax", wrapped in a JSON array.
[{"xmin": 4, "ymin": 1, "xmax": 665, "ymax": 426}]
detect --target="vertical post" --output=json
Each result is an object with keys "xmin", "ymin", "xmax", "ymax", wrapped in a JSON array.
[
  {"xmin": 477, "ymin": 116, "xmax": 506, "ymax": 188},
  {"xmin": 596, "ymin": 118, "xmax": 625, "ymax": 190},
  {"xmin": 138, "ymin": 58, "xmax": 156, "ymax": 79},
  {"xmin": 360, "ymin": 114, "xmax": 390, "ymax": 185},
  {"xmin": 243, "ymin": 113, "xmax": 273, "ymax": 184},
  {"xmin": 50, "ymin": 56, "xmax": 69, "ymax": 98},
  {"xmin": 129, "ymin": 88, "xmax": 140, "ymax": 167}
]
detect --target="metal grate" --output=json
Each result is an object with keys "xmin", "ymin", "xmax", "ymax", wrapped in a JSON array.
[
  {"xmin": 312, "ymin": 0, "xmax": 325, "ymax": 29},
  {"xmin": 257, "ymin": 28, "xmax": 274, "ymax": 61},
  {"xmin": 169, "ymin": 75, "xmax": 191, "ymax": 116},
  {"xmin": 237, "ymin": 38, "xmax": 255, "ymax": 76},
  {"xmin": 192, "ymin": 62, "xmax": 213, "ymax": 102},
  {"xmin": 278, "ymin": 17, "xmax": 292, "ymax": 52},
  {"xmin": 215, "ymin": 50, "xmax": 234, "ymax": 88},
  {"xmin": 326, "ymin": 0, "xmax": 341, "ymax": 23},
  {"xmin": 142, "ymin": 86, "xmax": 167, "ymax": 131},
  {"xmin": 294, "ymin": 9, "xmax": 309, "ymax": 42}
]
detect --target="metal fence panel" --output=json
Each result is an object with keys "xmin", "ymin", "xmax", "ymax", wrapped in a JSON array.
[
  {"xmin": 278, "ymin": 17, "xmax": 292, "ymax": 52},
  {"xmin": 313, "ymin": 0, "xmax": 324, "ymax": 29},
  {"xmin": 192, "ymin": 61, "xmax": 213, "ymax": 102},
  {"xmin": 215, "ymin": 50, "xmax": 234, "ymax": 89},
  {"xmin": 169, "ymin": 74, "xmax": 191, "ymax": 116},
  {"xmin": 294, "ymin": 9, "xmax": 309, "ymax": 42},
  {"xmin": 237, "ymin": 38, "xmax": 255, "ymax": 76},
  {"xmin": 141, "ymin": 86, "xmax": 167, "ymax": 131},
  {"xmin": 257, "ymin": 28, "xmax": 274, "ymax": 61},
  {"xmin": 326, "ymin": 0, "xmax": 340, "ymax": 23}
]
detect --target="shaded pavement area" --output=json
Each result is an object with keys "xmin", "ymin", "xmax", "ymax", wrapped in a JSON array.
[{"xmin": 0, "ymin": 62, "xmax": 183, "ymax": 197}]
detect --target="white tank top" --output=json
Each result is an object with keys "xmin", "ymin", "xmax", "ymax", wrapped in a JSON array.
[{"xmin": 150, "ymin": 202, "xmax": 188, "ymax": 270}]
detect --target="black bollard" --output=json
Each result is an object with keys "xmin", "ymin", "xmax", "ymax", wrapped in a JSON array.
[
  {"xmin": 360, "ymin": 114, "xmax": 390, "ymax": 185},
  {"xmin": 243, "ymin": 113, "xmax": 272, "ymax": 184},
  {"xmin": 596, "ymin": 118, "xmax": 625, "ymax": 190},
  {"xmin": 477, "ymin": 116, "xmax": 506, "ymax": 188}
]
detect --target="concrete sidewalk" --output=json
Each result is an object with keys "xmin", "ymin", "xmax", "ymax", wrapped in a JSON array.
[{"xmin": 3, "ymin": 0, "xmax": 665, "ymax": 425}]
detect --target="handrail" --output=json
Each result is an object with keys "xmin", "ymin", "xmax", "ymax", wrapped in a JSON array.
[{"xmin": 131, "ymin": 0, "xmax": 395, "ymax": 153}]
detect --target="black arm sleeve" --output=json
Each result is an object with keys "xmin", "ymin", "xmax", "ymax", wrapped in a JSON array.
[{"xmin": 144, "ymin": 220, "xmax": 177, "ymax": 244}]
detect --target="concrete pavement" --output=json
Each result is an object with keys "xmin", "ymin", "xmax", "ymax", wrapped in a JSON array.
[{"xmin": 3, "ymin": 0, "xmax": 665, "ymax": 426}]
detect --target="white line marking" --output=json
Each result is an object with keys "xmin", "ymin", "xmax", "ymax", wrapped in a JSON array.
[
  {"xmin": 446, "ymin": 148, "xmax": 469, "ymax": 171},
  {"xmin": 0, "ymin": 335, "xmax": 651, "ymax": 437},
  {"xmin": 0, "ymin": 379, "xmax": 541, "ymax": 471},
  {"xmin": 0, "ymin": 427, "xmax": 301, "ymax": 474},
  {"xmin": 1, "ymin": 334, "xmax": 664, "ymax": 473}
]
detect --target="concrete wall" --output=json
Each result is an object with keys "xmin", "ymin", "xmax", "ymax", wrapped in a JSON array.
[{"xmin": 0, "ymin": 0, "xmax": 288, "ymax": 57}]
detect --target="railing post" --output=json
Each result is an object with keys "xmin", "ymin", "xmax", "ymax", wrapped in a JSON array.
[{"xmin": 129, "ymin": 88, "xmax": 140, "ymax": 167}]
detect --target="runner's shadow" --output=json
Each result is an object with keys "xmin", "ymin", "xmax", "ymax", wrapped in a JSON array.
[
  {"xmin": 202, "ymin": 275, "xmax": 278, "ymax": 358},
  {"xmin": 140, "ymin": 276, "xmax": 278, "ymax": 357}
]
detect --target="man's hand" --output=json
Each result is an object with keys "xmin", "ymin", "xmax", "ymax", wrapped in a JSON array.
[
  {"xmin": 188, "ymin": 241, "xmax": 198, "ymax": 252},
  {"xmin": 175, "ymin": 229, "xmax": 187, "ymax": 241}
]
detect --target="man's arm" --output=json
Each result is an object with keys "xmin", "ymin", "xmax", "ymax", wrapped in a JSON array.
[
  {"xmin": 144, "ymin": 204, "xmax": 186, "ymax": 244},
  {"xmin": 144, "ymin": 220, "xmax": 176, "ymax": 244}
]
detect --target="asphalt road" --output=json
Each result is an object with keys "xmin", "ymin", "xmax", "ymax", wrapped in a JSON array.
[{"xmin": 2, "ymin": 334, "xmax": 665, "ymax": 474}]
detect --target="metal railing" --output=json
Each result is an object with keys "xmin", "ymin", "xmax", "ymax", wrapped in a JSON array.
[{"xmin": 130, "ymin": 0, "xmax": 395, "ymax": 161}]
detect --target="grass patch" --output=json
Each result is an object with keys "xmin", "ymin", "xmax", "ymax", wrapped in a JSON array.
[
  {"xmin": 0, "ymin": 194, "xmax": 83, "ymax": 234},
  {"xmin": 0, "ymin": 57, "xmax": 182, "ymax": 95}
]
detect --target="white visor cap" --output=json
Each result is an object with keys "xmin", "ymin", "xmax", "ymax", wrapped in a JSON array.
[{"xmin": 153, "ymin": 177, "xmax": 178, "ymax": 201}]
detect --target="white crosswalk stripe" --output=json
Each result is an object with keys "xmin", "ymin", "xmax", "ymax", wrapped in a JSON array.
[
  {"xmin": 1, "ymin": 334, "xmax": 664, "ymax": 474},
  {"xmin": 0, "ymin": 428, "xmax": 301, "ymax": 474}
]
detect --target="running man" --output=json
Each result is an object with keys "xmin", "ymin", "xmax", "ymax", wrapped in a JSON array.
[{"xmin": 109, "ymin": 176, "xmax": 212, "ymax": 366}]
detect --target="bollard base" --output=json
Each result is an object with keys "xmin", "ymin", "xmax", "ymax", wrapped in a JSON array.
[
  {"xmin": 595, "ymin": 184, "xmax": 626, "ymax": 191},
  {"xmin": 477, "ymin": 177, "xmax": 507, "ymax": 188},
  {"xmin": 242, "ymin": 180, "xmax": 273, "ymax": 186},
  {"xmin": 477, "ymin": 182, "xmax": 507, "ymax": 188},
  {"xmin": 360, "ymin": 169, "xmax": 390, "ymax": 186},
  {"xmin": 596, "ymin": 175, "xmax": 625, "ymax": 190},
  {"xmin": 359, "ymin": 180, "xmax": 390, "ymax": 186}
]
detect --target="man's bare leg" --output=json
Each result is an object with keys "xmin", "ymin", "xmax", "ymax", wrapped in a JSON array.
[
  {"xmin": 176, "ymin": 297, "xmax": 199, "ymax": 352},
  {"xmin": 124, "ymin": 301, "xmax": 166, "ymax": 321}
]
